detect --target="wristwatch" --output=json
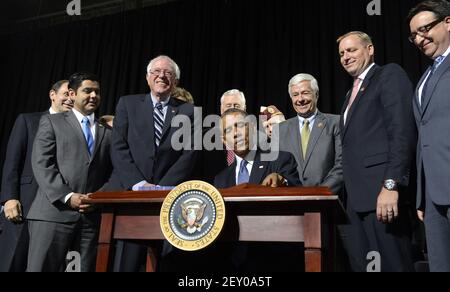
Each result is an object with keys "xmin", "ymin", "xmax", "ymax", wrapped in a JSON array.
[{"xmin": 383, "ymin": 179, "xmax": 398, "ymax": 191}]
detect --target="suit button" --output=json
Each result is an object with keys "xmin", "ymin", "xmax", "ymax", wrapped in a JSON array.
[
  {"xmin": 421, "ymin": 120, "xmax": 428, "ymax": 125},
  {"xmin": 303, "ymin": 177, "xmax": 308, "ymax": 181}
]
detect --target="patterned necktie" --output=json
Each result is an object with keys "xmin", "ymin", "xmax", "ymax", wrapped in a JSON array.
[
  {"xmin": 301, "ymin": 120, "xmax": 310, "ymax": 158},
  {"xmin": 226, "ymin": 150, "xmax": 235, "ymax": 166},
  {"xmin": 81, "ymin": 117, "xmax": 94, "ymax": 156},
  {"xmin": 421, "ymin": 55, "xmax": 445, "ymax": 108},
  {"xmin": 154, "ymin": 102, "xmax": 164, "ymax": 147},
  {"xmin": 237, "ymin": 159, "xmax": 249, "ymax": 185}
]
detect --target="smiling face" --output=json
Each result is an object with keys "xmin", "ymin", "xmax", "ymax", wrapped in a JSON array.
[
  {"xmin": 70, "ymin": 80, "xmax": 101, "ymax": 116},
  {"xmin": 290, "ymin": 80, "xmax": 318, "ymax": 118},
  {"xmin": 339, "ymin": 34, "xmax": 374, "ymax": 78},
  {"xmin": 146, "ymin": 57, "xmax": 178, "ymax": 100},
  {"xmin": 409, "ymin": 11, "xmax": 450, "ymax": 60},
  {"xmin": 50, "ymin": 82, "xmax": 73, "ymax": 113}
]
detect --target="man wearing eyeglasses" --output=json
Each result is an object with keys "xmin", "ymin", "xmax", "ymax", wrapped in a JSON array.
[
  {"xmin": 111, "ymin": 55, "xmax": 196, "ymax": 271},
  {"xmin": 0, "ymin": 80, "xmax": 72, "ymax": 272},
  {"xmin": 407, "ymin": 0, "xmax": 450, "ymax": 272},
  {"xmin": 336, "ymin": 31, "xmax": 416, "ymax": 272}
]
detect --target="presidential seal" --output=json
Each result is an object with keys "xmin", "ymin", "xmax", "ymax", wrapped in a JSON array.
[{"xmin": 160, "ymin": 180, "xmax": 226, "ymax": 251}]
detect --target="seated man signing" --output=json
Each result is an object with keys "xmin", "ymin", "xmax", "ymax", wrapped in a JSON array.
[{"xmin": 214, "ymin": 108, "xmax": 301, "ymax": 189}]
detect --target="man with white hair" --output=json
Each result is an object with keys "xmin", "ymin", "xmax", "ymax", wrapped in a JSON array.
[
  {"xmin": 111, "ymin": 55, "xmax": 196, "ymax": 271},
  {"xmin": 277, "ymin": 73, "xmax": 343, "ymax": 195},
  {"xmin": 220, "ymin": 89, "xmax": 246, "ymax": 114}
]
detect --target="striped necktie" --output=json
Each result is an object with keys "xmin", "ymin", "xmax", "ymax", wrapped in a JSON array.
[{"xmin": 154, "ymin": 102, "xmax": 164, "ymax": 147}]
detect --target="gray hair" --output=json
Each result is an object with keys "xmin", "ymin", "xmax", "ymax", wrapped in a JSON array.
[
  {"xmin": 288, "ymin": 73, "xmax": 319, "ymax": 97},
  {"xmin": 220, "ymin": 89, "xmax": 246, "ymax": 105},
  {"xmin": 146, "ymin": 55, "xmax": 181, "ymax": 79}
]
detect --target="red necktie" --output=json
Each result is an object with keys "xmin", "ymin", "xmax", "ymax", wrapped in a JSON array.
[{"xmin": 226, "ymin": 150, "xmax": 235, "ymax": 166}]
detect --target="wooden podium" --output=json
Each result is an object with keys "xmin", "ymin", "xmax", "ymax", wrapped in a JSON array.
[{"xmin": 85, "ymin": 184, "xmax": 344, "ymax": 272}]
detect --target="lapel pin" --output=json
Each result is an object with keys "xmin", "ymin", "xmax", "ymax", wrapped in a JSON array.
[
  {"xmin": 360, "ymin": 87, "xmax": 365, "ymax": 92},
  {"xmin": 259, "ymin": 166, "xmax": 264, "ymax": 169},
  {"xmin": 172, "ymin": 109, "xmax": 176, "ymax": 113},
  {"xmin": 318, "ymin": 122, "xmax": 324, "ymax": 128}
]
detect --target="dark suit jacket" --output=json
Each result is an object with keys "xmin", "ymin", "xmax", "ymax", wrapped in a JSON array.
[
  {"xmin": 111, "ymin": 94, "xmax": 196, "ymax": 190},
  {"xmin": 340, "ymin": 64, "xmax": 416, "ymax": 212},
  {"xmin": 0, "ymin": 112, "xmax": 46, "ymax": 271},
  {"xmin": 278, "ymin": 111, "xmax": 343, "ymax": 194},
  {"xmin": 214, "ymin": 150, "xmax": 301, "ymax": 188},
  {"xmin": 414, "ymin": 55, "xmax": 450, "ymax": 207},
  {"xmin": 27, "ymin": 111, "xmax": 113, "ymax": 223}
]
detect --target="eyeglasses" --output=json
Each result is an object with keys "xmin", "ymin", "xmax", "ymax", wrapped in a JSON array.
[
  {"xmin": 408, "ymin": 18, "xmax": 443, "ymax": 43},
  {"xmin": 149, "ymin": 69, "xmax": 175, "ymax": 78}
]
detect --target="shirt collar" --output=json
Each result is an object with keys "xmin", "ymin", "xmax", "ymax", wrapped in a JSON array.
[
  {"xmin": 235, "ymin": 150, "xmax": 256, "ymax": 167},
  {"xmin": 440, "ymin": 44, "xmax": 450, "ymax": 59},
  {"xmin": 297, "ymin": 109, "xmax": 318, "ymax": 124},
  {"xmin": 72, "ymin": 108, "xmax": 95, "ymax": 125},
  {"xmin": 49, "ymin": 107, "xmax": 57, "ymax": 114},
  {"xmin": 357, "ymin": 63, "xmax": 376, "ymax": 82},
  {"xmin": 151, "ymin": 94, "xmax": 171, "ymax": 107}
]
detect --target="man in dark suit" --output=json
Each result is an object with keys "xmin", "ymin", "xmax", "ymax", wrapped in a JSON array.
[
  {"xmin": 337, "ymin": 31, "xmax": 416, "ymax": 272},
  {"xmin": 111, "ymin": 55, "xmax": 196, "ymax": 271},
  {"xmin": 407, "ymin": 0, "xmax": 450, "ymax": 272},
  {"xmin": 27, "ymin": 72, "xmax": 112, "ymax": 272},
  {"xmin": 277, "ymin": 73, "xmax": 342, "ymax": 195},
  {"xmin": 214, "ymin": 108, "xmax": 301, "ymax": 272},
  {"xmin": 0, "ymin": 80, "xmax": 72, "ymax": 272}
]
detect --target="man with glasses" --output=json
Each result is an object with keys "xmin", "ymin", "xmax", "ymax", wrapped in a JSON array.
[
  {"xmin": 407, "ymin": 0, "xmax": 450, "ymax": 272},
  {"xmin": 111, "ymin": 55, "xmax": 196, "ymax": 271},
  {"xmin": 0, "ymin": 80, "xmax": 72, "ymax": 272},
  {"xmin": 336, "ymin": 31, "xmax": 416, "ymax": 272}
]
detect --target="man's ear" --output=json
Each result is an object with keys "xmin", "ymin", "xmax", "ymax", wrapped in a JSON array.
[
  {"xmin": 69, "ymin": 89, "xmax": 76, "ymax": 98},
  {"xmin": 49, "ymin": 90, "xmax": 55, "ymax": 101},
  {"xmin": 445, "ymin": 16, "xmax": 450, "ymax": 32}
]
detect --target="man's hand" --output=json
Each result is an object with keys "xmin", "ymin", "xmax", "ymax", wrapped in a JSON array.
[
  {"xmin": 142, "ymin": 183, "xmax": 156, "ymax": 188},
  {"xmin": 69, "ymin": 193, "xmax": 94, "ymax": 213},
  {"xmin": 261, "ymin": 173, "xmax": 288, "ymax": 187},
  {"xmin": 4, "ymin": 199, "xmax": 23, "ymax": 223},
  {"xmin": 376, "ymin": 187, "xmax": 399, "ymax": 223}
]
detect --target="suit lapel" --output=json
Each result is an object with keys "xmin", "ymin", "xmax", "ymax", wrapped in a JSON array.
[
  {"xmin": 140, "ymin": 94, "xmax": 156, "ymax": 156},
  {"xmin": 226, "ymin": 161, "xmax": 237, "ymax": 186},
  {"xmin": 64, "ymin": 111, "xmax": 90, "ymax": 160},
  {"xmin": 249, "ymin": 151, "xmax": 268, "ymax": 184},
  {"xmin": 91, "ymin": 121, "xmax": 106, "ymax": 159},
  {"xmin": 414, "ymin": 70, "xmax": 428, "ymax": 116},
  {"xmin": 421, "ymin": 56, "xmax": 450, "ymax": 116},
  {"xmin": 303, "ymin": 112, "xmax": 326, "ymax": 170},
  {"xmin": 161, "ymin": 97, "xmax": 179, "ymax": 141},
  {"xmin": 287, "ymin": 118, "xmax": 305, "ymax": 168},
  {"xmin": 342, "ymin": 64, "xmax": 379, "ymax": 139}
]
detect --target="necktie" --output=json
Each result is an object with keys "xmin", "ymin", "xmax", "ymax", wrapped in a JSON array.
[
  {"xmin": 226, "ymin": 150, "xmax": 235, "ymax": 166},
  {"xmin": 421, "ymin": 55, "xmax": 445, "ymax": 108},
  {"xmin": 347, "ymin": 78, "xmax": 362, "ymax": 111},
  {"xmin": 237, "ymin": 159, "xmax": 249, "ymax": 185},
  {"xmin": 81, "ymin": 117, "xmax": 94, "ymax": 156},
  {"xmin": 301, "ymin": 120, "xmax": 310, "ymax": 158},
  {"xmin": 154, "ymin": 102, "xmax": 164, "ymax": 147}
]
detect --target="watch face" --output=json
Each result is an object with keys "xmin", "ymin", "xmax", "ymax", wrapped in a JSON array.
[{"xmin": 384, "ymin": 180, "xmax": 396, "ymax": 190}]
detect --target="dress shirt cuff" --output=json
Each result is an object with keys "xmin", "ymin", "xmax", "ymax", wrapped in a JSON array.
[
  {"xmin": 62, "ymin": 192, "xmax": 74, "ymax": 204},
  {"xmin": 132, "ymin": 180, "xmax": 149, "ymax": 191}
]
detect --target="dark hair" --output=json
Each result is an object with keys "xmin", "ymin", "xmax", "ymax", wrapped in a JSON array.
[
  {"xmin": 50, "ymin": 80, "xmax": 68, "ymax": 92},
  {"xmin": 221, "ymin": 108, "xmax": 248, "ymax": 118},
  {"xmin": 407, "ymin": 0, "xmax": 450, "ymax": 24},
  {"xmin": 68, "ymin": 72, "xmax": 100, "ymax": 92}
]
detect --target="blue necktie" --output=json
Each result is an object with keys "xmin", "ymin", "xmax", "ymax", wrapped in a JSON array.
[
  {"xmin": 81, "ymin": 117, "xmax": 94, "ymax": 156},
  {"xmin": 154, "ymin": 102, "xmax": 164, "ymax": 147},
  {"xmin": 237, "ymin": 159, "xmax": 249, "ymax": 185},
  {"xmin": 421, "ymin": 55, "xmax": 445, "ymax": 108}
]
